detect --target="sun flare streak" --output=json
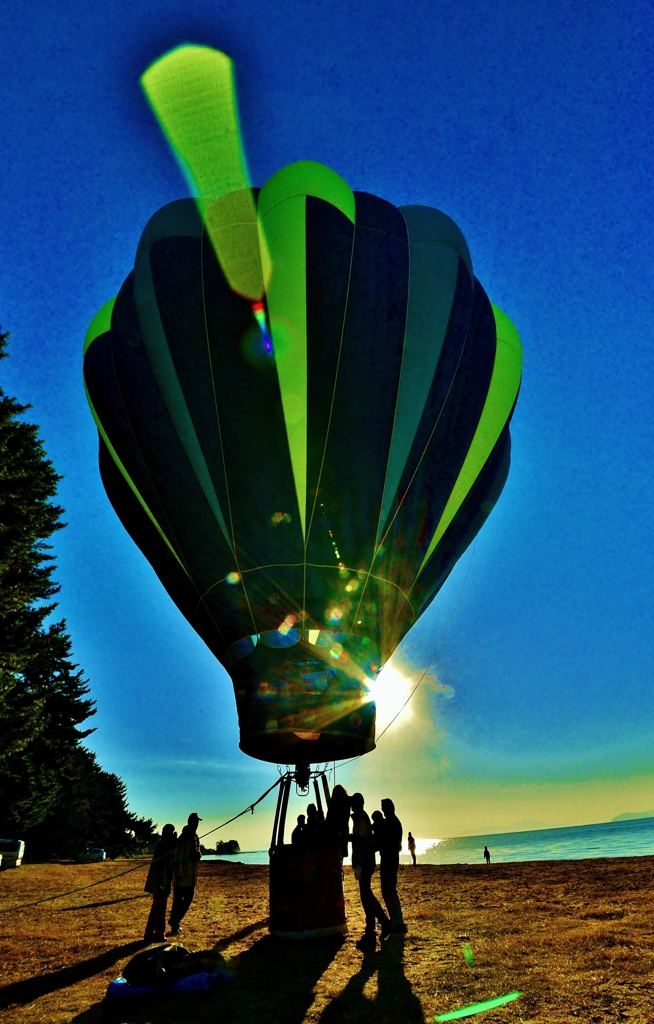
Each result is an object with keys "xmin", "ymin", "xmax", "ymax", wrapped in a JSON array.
[{"xmin": 367, "ymin": 664, "xmax": 414, "ymax": 732}]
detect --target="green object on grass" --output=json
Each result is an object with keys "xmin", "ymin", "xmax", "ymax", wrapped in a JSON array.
[
  {"xmin": 461, "ymin": 942, "xmax": 475, "ymax": 966},
  {"xmin": 435, "ymin": 991, "xmax": 522, "ymax": 1021}
]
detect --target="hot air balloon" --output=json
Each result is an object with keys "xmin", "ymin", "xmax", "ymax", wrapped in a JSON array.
[{"xmin": 83, "ymin": 159, "xmax": 522, "ymax": 771}]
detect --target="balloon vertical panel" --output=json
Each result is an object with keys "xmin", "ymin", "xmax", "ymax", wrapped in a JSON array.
[
  {"xmin": 200, "ymin": 229, "xmax": 305, "ymax": 580},
  {"xmin": 98, "ymin": 438, "xmax": 231, "ymax": 660},
  {"xmin": 307, "ymin": 192, "xmax": 409, "ymax": 648}
]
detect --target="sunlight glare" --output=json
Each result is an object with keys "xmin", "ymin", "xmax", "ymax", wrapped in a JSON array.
[{"xmin": 368, "ymin": 664, "xmax": 414, "ymax": 731}]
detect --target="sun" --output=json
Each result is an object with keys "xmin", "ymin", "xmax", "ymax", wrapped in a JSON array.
[{"xmin": 367, "ymin": 664, "xmax": 414, "ymax": 731}]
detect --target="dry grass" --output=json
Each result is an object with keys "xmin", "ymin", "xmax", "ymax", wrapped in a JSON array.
[{"xmin": 2, "ymin": 856, "xmax": 654, "ymax": 1022}]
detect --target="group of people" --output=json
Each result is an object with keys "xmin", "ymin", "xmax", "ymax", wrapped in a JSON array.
[
  {"xmin": 292, "ymin": 785, "xmax": 410, "ymax": 950},
  {"xmin": 143, "ymin": 790, "xmax": 415, "ymax": 950},
  {"xmin": 143, "ymin": 811, "xmax": 202, "ymax": 943}
]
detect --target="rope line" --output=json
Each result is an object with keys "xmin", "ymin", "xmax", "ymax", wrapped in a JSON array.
[{"xmin": 0, "ymin": 778, "xmax": 281, "ymax": 915}]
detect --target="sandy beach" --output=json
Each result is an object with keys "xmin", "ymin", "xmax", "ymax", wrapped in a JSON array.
[{"xmin": 1, "ymin": 855, "xmax": 654, "ymax": 1023}]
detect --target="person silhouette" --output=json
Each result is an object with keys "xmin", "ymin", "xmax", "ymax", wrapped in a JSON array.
[
  {"xmin": 371, "ymin": 810, "xmax": 385, "ymax": 856},
  {"xmin": 304, "ymin": 802, "xmax": 324, "ymax": 843},
  {"xmin": 379, "ymin": 798, "xmax": 407, "ymax": 933},
  {"xmin": 326, "ymin": 784, "xmax": 350, "ymax": 858},
  {"xmin": 291, "ymin": 814, "xmax": 306, "ymax": 844},
  {"xmin": 407, "ymin": 832, "xmax": 417, "ymax": 866},
  {"xmin": 350, "ymin": 793, "xmax": 390, "ymax": 949},
  {"xmin": 143, "ymin": 823, "xmax": 177, "ymax": 942},
  {"xmin": 168, "ymin": 812, "xmax": 202, "ymax": 936},
  {"xmin": 484, "ymin": 845, "xmax": 491, "ymax": 864}
]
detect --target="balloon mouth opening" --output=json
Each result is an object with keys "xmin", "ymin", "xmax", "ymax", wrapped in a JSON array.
[
  {"xmin": 226, "ymin": 630, "xmax": 380, "ymax": 764},
  {"xmin": 238, "ymin": 727, "xmax": 376, "ymax": 764}
]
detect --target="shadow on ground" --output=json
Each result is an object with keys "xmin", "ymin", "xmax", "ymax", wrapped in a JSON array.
[
  {"xmin": 62, "ymin": 895, "xmax": 149, "ymax": 912},
  {"xmin": 319, "ymin": 938, "xmax": 424, "ymax": 1024},
  {"xmin": 69, "ymin": 931, "xmax": 425, "ymax": 1024},
  {"xmin": 0, "ymin": 941, "xmax": 147, "ymax": 1009},
  {"xmin": 70, "ymin": 933, "xmax": 340, "ymax": 1024},
  {"xmin": 213, "ymin": 918, "xmax": 269, "ymax": 949}
]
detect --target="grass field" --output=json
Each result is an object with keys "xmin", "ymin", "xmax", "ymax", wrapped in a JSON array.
[{"xmin": 1, "ymin": 856, "xmax": 654, "ymax": 1022}]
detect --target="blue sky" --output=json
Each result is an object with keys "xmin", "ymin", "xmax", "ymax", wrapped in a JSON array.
[{"xmin": 2, "ymin": 0, "xmax": 653, "ymax": 845}]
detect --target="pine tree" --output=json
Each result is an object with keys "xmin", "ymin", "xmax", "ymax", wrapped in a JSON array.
[
  {"xmin": 0, "ymin": 327, "xmax": 95, "ymax": 832},
  {"xmin": 0, "ymin": 328, "xmax": 157, "ymax": 856},
  {"xmin": 24, "ymin": 745, "xmax": 157, "ymax": 857}
]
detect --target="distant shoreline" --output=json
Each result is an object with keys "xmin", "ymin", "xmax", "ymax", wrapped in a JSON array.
[
  {"xmin": 459, "ymin": 812, "xmax": 654, "ymax": 836},
  {"xmin": 200, "ymin": 817, "xmax": 654, "ymax": 868}
]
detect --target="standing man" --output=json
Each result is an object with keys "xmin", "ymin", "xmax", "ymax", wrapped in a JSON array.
[
  {"xmin": 291, "ymin": 814, "xmax": 306, "ymax": 844},
  {"xmin": 407, "ymin": 831, "xmax": 417, "ymax": 866},
  {"xmin": 484, "ymin": 845, "xmax": 491, "ymax": 865},
  {"xmin": 143, "ymin": 823, "xmax": 177, "ymax": 943},
  {"xmin": 379, "ymin": 798, "xmax": 407, "ymax": 933},
  {"xmin": 350, "ymin": 793, "xmax": 390, "ymax": 950},
  {"xmin": 326, "ymin": 784, "xmax": 350, "ymax": 859},
  {"xmin": 168, "ymin": 812, "xmax": 202, "ymax": 937}
]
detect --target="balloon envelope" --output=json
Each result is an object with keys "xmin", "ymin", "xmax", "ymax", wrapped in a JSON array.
[{"xmin": 83, "ymin": 160, "xmax": 522, "ymax": 764}]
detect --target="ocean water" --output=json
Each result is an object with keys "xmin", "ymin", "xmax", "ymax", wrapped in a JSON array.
[
  {"xmin": 203, "ymin": 850, "xmax": 270, "ymax": 865},
  {"xmin": 413, "ymin": 816, "xmax": 654, "ymax": 865},
  {"xmin": 203, "ymin": 817, "xmax": 654, "ymax": 867}
]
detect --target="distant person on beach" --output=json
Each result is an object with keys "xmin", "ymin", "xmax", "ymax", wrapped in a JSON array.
[
  {"xmin": 291, "ymin": 814, "xmax": 306, "ymax": 844},
  {"xmin": 407, "ymin": 831, "xmax": 417, "ymax": 866},
  {"xmin": 350, "ymin": 792, "xmax": 391, "ymax": 949},
  {"xmin": 143, "ymin": 823, "xmax": 177, "ymax": 943},
  {"xmin": 378, "ymin": 798, "xmax": 407, "ymax": 933},
  {"xmin": 484, "ymin": 845, "xmax": 491, "ymax": 864},
  {"xmin": 326, "ymin": 784, "xmax": 351, "ymax": 858},
  {"xmin": 168, "ymin": 813, "xmax": 202, "ymax": 936}
]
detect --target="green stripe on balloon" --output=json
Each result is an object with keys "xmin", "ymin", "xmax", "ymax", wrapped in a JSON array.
[
  {"xmin": 140, "ymin": 44, "xmax": 267, "ymax": 301},
  {"xmin": 257, "ymin": 161, "xmax": 355, "ymax": 540},
  {"xmin": 418, "ymin": 303, "xmax": 522, "ymax": 575},
  {"xmin": 84, "ymin": 296, "xmax": 116, "ymax": 356},
  {"xmin": 84, "ymin": 383, "xmax": 187, "ymax": 573},
  {"xmin": 434, "ymin": 990, "xmax": 523, "ymax": 1021},
  {"xmin": 140, "ymin": 47, "xmax": 360, "ymax": 543}
]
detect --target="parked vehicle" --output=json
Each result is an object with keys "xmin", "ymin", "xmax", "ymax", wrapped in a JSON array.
[
  {"xmin": 76, "ymin": 847, "xmax": 107, "ymax": 863},
  {"xmin": 0, "ymin": 839, "xmax": 25, "ymax": 868}
]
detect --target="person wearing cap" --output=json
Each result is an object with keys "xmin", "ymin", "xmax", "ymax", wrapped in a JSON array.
[{"xmin": 168, "ymin": 813, "xmax": 202, "ymax": 936}]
